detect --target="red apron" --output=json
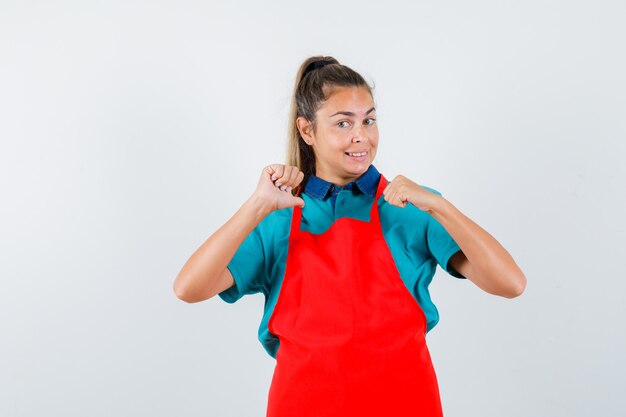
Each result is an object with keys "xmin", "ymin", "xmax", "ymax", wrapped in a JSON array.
[{"xmin": 266, "ymin": 173, "xmax": 444, "ymax": 417}]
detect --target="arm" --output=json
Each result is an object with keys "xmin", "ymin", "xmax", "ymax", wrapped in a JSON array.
[
  {"xmin": 173, "ymin": 164, "xmax": 305, "ymax": 304},
  {"xmin": 173, "ymin": 195, "xmax": 271, "ymax": 303},
  {"xmin": 382, "ymin": 174, "xmax": 526, "ymax": 298},
  {"xmin": 431, "ymin": 197, "xmax": 527, "ymax": 298}
]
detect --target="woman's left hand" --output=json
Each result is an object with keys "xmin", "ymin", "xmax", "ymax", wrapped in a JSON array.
[{"xmin": 382, "ymin": 174, "xmax": 442, "ymax": 213}]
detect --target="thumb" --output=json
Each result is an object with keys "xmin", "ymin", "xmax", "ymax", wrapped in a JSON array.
[{"xmin": 293, "ymin": 196, "xmax": 305, "ymax": 207}]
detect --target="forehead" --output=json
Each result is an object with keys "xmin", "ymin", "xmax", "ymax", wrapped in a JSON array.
[{"xmin": 319, "ymin": 86, "xmax": 374, "ymax": 115}]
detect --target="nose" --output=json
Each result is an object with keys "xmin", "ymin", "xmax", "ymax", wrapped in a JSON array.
[{"xmin": 352, "ymin": 125, "xmax": 369, "ymax": 143}]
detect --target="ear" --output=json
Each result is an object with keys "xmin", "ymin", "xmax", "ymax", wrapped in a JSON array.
[{"xmin": 296, "ymin": 116, "xmax": 315, "ymax": 145}]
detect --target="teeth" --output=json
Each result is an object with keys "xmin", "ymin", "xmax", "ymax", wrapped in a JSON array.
[{"xmin": 347, "ymin": 152, "xmax": 367, "ymax": 157}]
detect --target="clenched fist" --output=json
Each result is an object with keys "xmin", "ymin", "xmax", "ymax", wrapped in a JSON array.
[
  {"xmin": 382, "ymin": 174, "xmax": 443, "ymax": 214},
  {"xmin": 253, "ymin": 164, "xmax": 306, "ymax": 213}
]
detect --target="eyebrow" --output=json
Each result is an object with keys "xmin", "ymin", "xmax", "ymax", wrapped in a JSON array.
[{"xmin": 328, "ymin": 107, "xmax": 376, "ymax": 118}]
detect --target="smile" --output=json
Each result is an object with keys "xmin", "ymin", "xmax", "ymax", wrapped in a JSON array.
[{"xmin": 345, "ymin": 151, "xmax": 368, "ymax": 161}]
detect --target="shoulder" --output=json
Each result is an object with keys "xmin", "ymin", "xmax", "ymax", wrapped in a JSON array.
[{"xmin": 255, "ymin": 206, "xmax": 292, "ymax": 239}]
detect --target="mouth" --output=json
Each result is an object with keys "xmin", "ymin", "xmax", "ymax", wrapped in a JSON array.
[{"xmin": 344, "ymin": 150, "xmax": 368, "ymax": 161}]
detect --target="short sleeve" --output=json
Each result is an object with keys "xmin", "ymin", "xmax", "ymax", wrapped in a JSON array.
[
  {"xmin": 425, "ymin": 189, "xmax": 466, "ymax": 279},
  {"xmin": 218, "ymin": 223, "xmax": 269, "ymax": 303}
]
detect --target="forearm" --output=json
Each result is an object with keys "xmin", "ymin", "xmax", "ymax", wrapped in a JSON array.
[
  {"xmin": 430, "ymin": 196, "xmax": 526, "ymax": 297},
  {"xmin": 173, "ymin": 194, "xmax": 271, "ymax": 301}
]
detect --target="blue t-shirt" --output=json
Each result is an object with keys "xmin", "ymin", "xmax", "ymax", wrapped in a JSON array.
[{"xmin": 219, "ymin": 164, "xmax": 465, "ymax": 359}]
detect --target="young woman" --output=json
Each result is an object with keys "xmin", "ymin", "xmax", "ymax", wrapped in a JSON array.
[{"xmin": 174, "ymin": 56, "xmax": 526, "ymax": 416}]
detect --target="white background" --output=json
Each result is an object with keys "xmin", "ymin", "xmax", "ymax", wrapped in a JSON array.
[{"xmin": 1, "ymin": 1, "xmax": 624, "ymax": 416}]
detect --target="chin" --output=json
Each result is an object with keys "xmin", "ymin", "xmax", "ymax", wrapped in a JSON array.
[{"xmin": 343, "ymin": 160, "xmax": 371, "ymax": 174}]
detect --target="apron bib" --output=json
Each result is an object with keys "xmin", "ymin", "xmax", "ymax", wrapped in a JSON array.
[{"xmin": 266, "ymin": 173, "xmax": 443, "ymax": 417}]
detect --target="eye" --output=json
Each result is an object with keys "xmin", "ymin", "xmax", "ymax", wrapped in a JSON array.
[
  {"xmin": 365, "ymin": 118, "xmax": 376, "ymax": 125},
  {"xmin": 337, "ymin": 120, "xmax": 350, "ymax": 128}
]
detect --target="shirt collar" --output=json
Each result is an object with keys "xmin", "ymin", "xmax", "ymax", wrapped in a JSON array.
[{"xmin": 304, "ymin": 164, "xmax": 380, "ymax": 200}]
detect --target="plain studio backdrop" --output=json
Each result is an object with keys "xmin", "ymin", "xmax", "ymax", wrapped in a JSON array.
[{"xmin": 1, "ymin": 1, "xmax": 624, "ymax": 416}]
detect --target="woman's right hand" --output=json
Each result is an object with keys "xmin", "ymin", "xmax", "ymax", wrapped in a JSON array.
[{"xmin": 253, "ymin": 164, "xmax": 306, "ymax": 213}]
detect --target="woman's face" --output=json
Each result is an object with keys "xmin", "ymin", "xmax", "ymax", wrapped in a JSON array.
[{"xmin": 298, "ymin": 86, "xmax": 379, "ymax": 186}]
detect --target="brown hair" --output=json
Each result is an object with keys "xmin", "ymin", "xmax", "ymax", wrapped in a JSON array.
[{"xmin": 286, "ymin": 55, "xmax": 375, "ymax": 195}]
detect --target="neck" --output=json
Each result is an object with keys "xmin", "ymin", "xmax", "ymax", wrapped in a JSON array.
[
  {"xmin": 315, "ymin": 163, "xmax": 368, "ymax": 187},
  {"xmin": 314, "ymin": 172, "xmax": 360, "ymax": 187}
]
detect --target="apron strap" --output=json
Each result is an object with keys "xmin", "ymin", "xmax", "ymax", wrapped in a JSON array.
[{"xmin": 369, "ymin": 173, "xmax": 386, "ymax": 224}]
